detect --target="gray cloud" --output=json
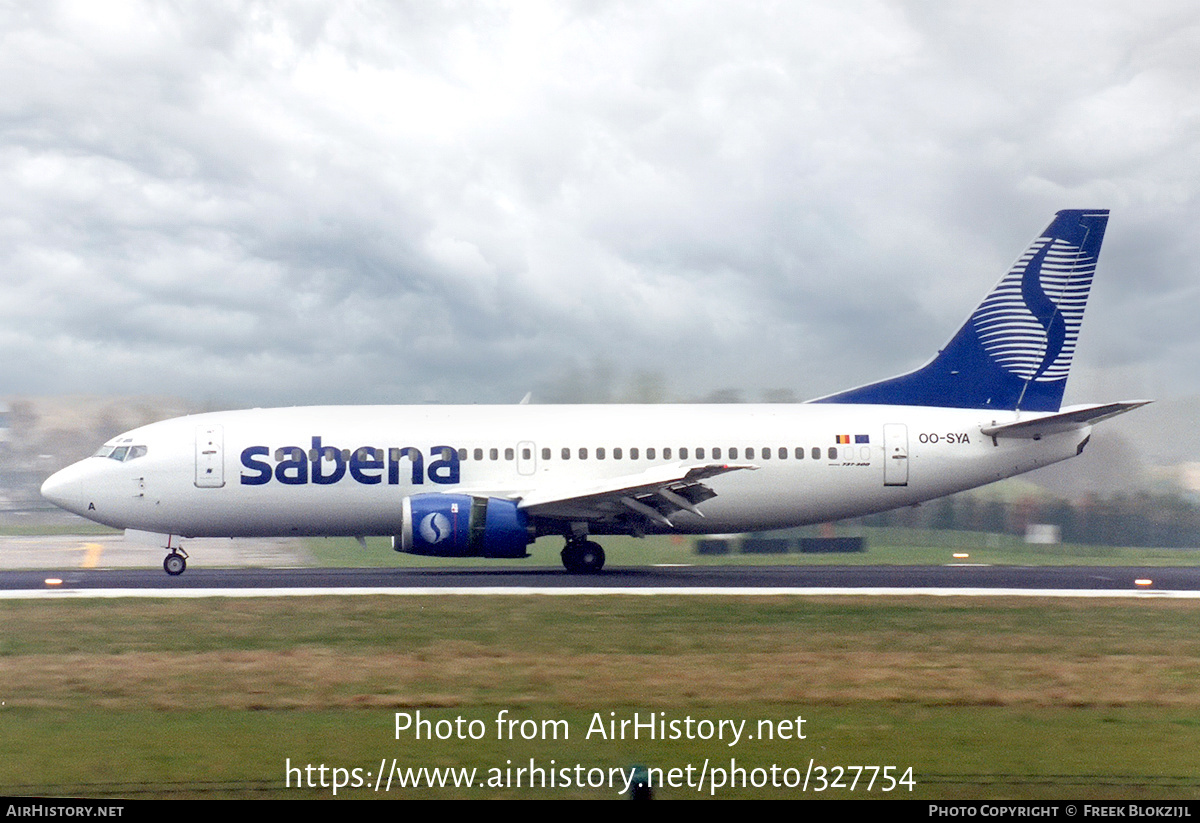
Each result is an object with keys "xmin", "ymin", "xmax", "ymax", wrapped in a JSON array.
[{"xmin": 1, "ymin": 1, "xmax": 1197, "ymax": 406}]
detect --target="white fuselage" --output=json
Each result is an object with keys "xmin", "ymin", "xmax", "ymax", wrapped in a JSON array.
[{"xmin": 41, "ymin": 403, "xmax": 1088, "ymax": 539}]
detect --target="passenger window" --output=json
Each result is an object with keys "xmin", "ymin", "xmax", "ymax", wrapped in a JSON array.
[
  {"xmin": 579, "ymin": 447, "xmax": 588, "ymax": 459},
  {"xmin": 505, "ymin": 448, "xmax": 514, "ymax": 460},
  {"xmin": 474, "ymin": 448, "xmax": 484, "ymax": 461},
  {"xmin": 759, "ymin": 447, "xmax": 768, "ymax": 460},
  {"xmin": 521, "ymin": 448, "xmax": 531, "ymax": 460},
  {"xmin": 663, "ymin": 447, "xmax": 672, "ymax": 460},
  {"xmin": 746, "ymin": 447, "xmax": 755, "ymax": 459},
  {"xmin": 778, "ymin": 447, "xmax": 786, "ymax": 459},
  {"xmin": 680, "ymin": 447, "xmax": 688, "ymax": 459},
  {"xmin": 614, "ymin": 447, "xmax": 623, "ymax": 459},
  {"xmin": 542, "ymin": 448, "xmax": 550, "ymax": 460},
  {"xmin": 562, "ymin": 448, "xmax": 570, "ymax": 460},
  {"xmin": 490, "ymin": 448, "xmax": 499, "ymax": 460},
  {"xmin": 828, "ymin": 447, "xmax": 837, "ymax": 460},
  {"xmin": 630, "ymin": 447, "xmax": 639, "ymax": 460},
  {"xmin": 811, "ymin": 447, "xmax": 819, "ymax": 460},
  {"xmin": 696, "ymin": 447, "xmax": 704, "ymax": 459},
  {"xmin": 597, "ymin": 447, "xmax": 606, "ymax": 459},
  {"xmin": 729, "ymin": 447, "xmax": 738, "ymax": 459},
  {"xmin": 647, "ymin": 447, "xmax": 656, "ymax": 460},
  {"xmin": 458, "ymin": 448, "xmax": 467, "ymax": 460}
]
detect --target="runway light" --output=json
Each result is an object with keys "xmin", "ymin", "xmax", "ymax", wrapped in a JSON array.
[
  {"xmin": 1134, "ymin": 578, "xmax": 1153, "ymax": 587},
  {"xmin": 952, "ymin": 553, "xmax": 970, "ymax": 559},
  {"xmin": 44, "ymin": 578, "xmax": 63, "ymax": 586}
]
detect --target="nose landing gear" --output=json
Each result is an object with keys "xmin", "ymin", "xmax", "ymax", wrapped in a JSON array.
[
  {"xmin": 162, "ymin": 538, "xmax": 188, "ymax": 576},
  {"xmin": 163, "ymin": 551, "xmax": 187, "ymax": 576}
]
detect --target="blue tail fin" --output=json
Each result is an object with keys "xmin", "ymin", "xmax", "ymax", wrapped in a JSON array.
[{"xmin": 813, "ymin": 209, "xmax": 1109, "ymax": 412}]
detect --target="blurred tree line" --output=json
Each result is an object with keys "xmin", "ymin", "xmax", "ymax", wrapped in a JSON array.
[{"xmin": 857, "ymin": 490, "xmax": 1200, "ymax": 548}]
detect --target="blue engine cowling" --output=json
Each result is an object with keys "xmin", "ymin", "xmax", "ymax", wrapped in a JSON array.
[{"xmin": 394, "ymin": 494, "xmax": 531, "ymax": 558}]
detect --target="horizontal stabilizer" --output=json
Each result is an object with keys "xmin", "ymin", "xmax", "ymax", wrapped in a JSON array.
[{"xmin": 980, "ymin": 401, "xmax": 1151, "ymax": 439}]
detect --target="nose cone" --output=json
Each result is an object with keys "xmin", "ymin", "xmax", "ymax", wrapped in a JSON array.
[{"xmin": 41, "ymin": 460, "xmax": 96, "ymax": 517}]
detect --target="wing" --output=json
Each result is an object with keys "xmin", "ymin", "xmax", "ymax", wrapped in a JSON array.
[{"xmin": 515, "ymin": 463, "xmax": 757, "ymax": 529}]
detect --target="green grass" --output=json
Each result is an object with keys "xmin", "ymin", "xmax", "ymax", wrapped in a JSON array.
[
  {"xmin": 1, "ymin": 706, "xmax": 1195, "ymax": 799},
  {"xmin": 1, "ymin": 596, "xmax": 1199, "ymax": 798},
  {"xmin": 5, "ymin": 596, "xmax": 1200, "ymax": 657}
]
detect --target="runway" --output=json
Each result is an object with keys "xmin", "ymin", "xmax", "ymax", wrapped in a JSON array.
[
  {"xmin": 2, "ymin": 532, "xmax": 1198, "ymax": 598},
  {"xmin": 2, "ymin": 563, "xmax": 1199, "ymax": 598}
]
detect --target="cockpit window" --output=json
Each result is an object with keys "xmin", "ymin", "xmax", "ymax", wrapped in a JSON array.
[{"xmin": 94, "ymin": 444, "xmax": 148, "ymax": 462}]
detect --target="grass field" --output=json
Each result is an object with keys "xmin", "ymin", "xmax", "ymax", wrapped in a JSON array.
[{"xmin": 1, "ymin": 595, "xmax": 1198, "ymax": 799}]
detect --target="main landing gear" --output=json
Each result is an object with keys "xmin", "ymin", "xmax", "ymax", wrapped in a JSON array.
[
  {"xmin": 163, "ymin": 547, "xmax": 188, "ymax": 576},
  {"xmin": 561, "ymin": 538, "xmax": 605, "ymax": 574}
]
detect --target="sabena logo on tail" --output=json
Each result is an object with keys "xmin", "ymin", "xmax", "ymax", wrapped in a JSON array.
[
  {"xmin": 972, "ymin": 228, "xmax": 1098, "ymax": 385},
  {"xmin": 813, "ymin": 209, "xmax": 1108, "ymax": 412}
]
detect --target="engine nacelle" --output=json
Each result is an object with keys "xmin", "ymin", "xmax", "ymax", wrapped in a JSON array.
[{"xmin": 394, "ymin": 494, "xmax": 531, "ymax": 558}]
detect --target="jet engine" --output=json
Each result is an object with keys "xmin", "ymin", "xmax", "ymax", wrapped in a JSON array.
[{"xmin": 394, "ymin": 494, "xmax": 531, "ymax": 558}]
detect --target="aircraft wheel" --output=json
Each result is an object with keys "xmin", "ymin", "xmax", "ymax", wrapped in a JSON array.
[
  {"xmin": 163, "ymin": 552, "xmax": 187, "ymax": 576},
  {"xmin": 562, "ymin": 540, "xmax": 605, "ymax": 574}
]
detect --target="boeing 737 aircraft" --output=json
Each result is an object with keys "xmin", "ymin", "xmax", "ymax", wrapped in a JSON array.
[{"xmin": 41, "ymin": 209, "xmax": 1146, "ymax": 575}]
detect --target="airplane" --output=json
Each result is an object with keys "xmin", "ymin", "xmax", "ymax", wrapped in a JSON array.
[{"xmin": 41, "ymin": 209, "xmax": 1147, "ymax": 576}]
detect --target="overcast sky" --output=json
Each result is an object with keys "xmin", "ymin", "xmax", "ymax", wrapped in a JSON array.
[{"xmin": 2, "ymin": 1, "xmax": 1197, "ymax": 408}]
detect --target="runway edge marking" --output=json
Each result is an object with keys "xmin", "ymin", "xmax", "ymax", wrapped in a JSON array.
[{"xmin": 2, "ymin": 587, "xmax": 1200, "ymax": 599}]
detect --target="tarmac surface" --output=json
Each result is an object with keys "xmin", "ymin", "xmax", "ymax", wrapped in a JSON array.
[
  {"xmin": 0, "ymin": 532, "xmax": 308, "ymax": 571},
  {"xmin": 0, "ymin": 565, "xmax": 1197, "ymax": 592},
  {"xmin": 0, "ymin": 534, "xmax": 1197, "ymax": 594}
]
